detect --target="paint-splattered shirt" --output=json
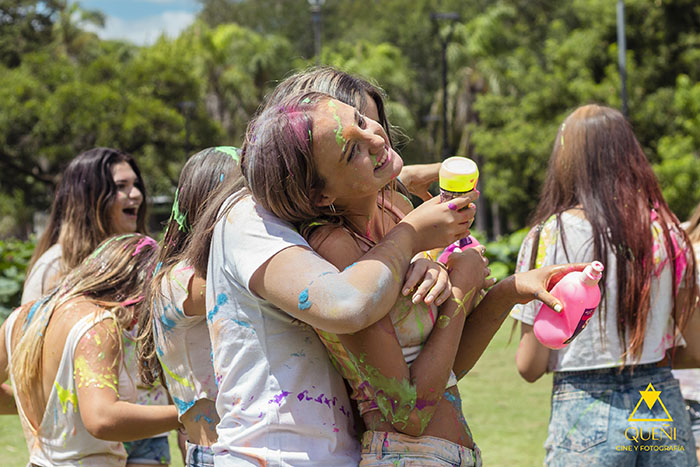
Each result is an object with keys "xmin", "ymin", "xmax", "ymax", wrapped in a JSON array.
[
  {"xmin": 206, "ymin": 195, "xmax": 359, "ymax": 466},
  {"xmin": 150, "ymin": 261, "xmax": 217, "ymax": 419},
  {"xmin": 5, "ymin": 309, "xmax": 129, "ymax": 466},
  {"xmin": 511, "ymin": 211, "xmax": 692, "ymax": 371}
]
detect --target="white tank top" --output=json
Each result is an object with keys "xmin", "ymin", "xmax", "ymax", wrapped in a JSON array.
[{"xmin": 6, "ymin": 309, "xmax": 129, "ymax": 466}]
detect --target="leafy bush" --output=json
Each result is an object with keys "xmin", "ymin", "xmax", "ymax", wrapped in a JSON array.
[
  {"xmin": 474, "ymin": 228, "xmax": 528, "ymax": 282},
  {"xmin": 0, "ymin": 237, "xmax": 35, "ymax": 321}
]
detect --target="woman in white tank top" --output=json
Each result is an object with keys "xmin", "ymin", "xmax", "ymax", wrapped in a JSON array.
[{"xmin": 0, "ymin": 234, "xmax": 180, "ymax": 466}]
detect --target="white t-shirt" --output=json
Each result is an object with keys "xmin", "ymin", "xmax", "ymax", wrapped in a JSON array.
[
  {"xmin": 511, "ymin": 211, "xmax": 690, "ymax": 372},
  {"xmin": 207, "ymin": 195, "xmax": 359, "ymax": 466},
  {"xmin": 22, "ymin": 244, "xmax": 63, "ymax": 304},
  {"xmin": 152, "ymin": 261, "xmax": 217, "ymax": 419}
]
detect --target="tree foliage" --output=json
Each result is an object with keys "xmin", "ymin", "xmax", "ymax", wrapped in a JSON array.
[{"xmin": 0, "ymin": 0, "xmax": 698, "ymax": 240}]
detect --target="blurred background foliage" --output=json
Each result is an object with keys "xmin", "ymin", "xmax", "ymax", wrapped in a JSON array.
[{"xmin": 0, "ymin": 0, "xmax": 698, "ymax": 310}]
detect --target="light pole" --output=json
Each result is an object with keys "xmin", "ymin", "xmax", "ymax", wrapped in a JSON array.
[
  {"xmin": 308, "ymin": 0, "xmax": 325, "ymax": 65},
  {"xmin": 431, "ymin": 12, "xmax": 460, "ymax": 158},
  {"xmin": 616, "ymin": 0, "xmax": 628, "ymax": 117}
]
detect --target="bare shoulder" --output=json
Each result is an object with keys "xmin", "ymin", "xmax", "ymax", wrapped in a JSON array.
[{"xmin": 308, "ymin": 225, "xmax": 366, "ymax": 271}]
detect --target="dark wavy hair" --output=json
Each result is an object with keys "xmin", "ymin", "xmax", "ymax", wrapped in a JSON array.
[
  {"xmin": 27, "ymin": 147, "xmax": 148, "ymax": 280},
  {"xmin": 530, "ymin": 104, "xmax": 698, "ymax": 361}
]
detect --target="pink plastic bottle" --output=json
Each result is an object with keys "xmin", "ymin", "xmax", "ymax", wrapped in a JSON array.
[{"xmin": 533, "ymin": 261, "xmax": 604, "ymax": 350}]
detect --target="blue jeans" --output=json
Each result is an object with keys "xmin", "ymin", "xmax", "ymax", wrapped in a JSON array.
[
  {"xmin": 124, "ymin": 436, "xmax": 171, "ymax": 464},
  {"xmin": 545, "ymin": 364, "xmax": 697, "ymax": 466},
  {"xmin": 185, "ymin": 441, "xmax": 214, "ymax": 467},
  {"xmin": 360, "ymin": 431, "xmax": 481, "ymax": 466}
]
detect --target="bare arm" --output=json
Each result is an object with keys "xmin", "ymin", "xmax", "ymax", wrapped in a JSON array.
[
  {"xmin": 250, "ymin": 194, "xmax": 478, "ymax": 334},
  {"xmin": 316, "ymin": 232, "xmax": 487, "ymax": 436},
  {"xmin": 182, "ymin": 274, "xmax": 207, "ymax": 317},
  {"xmin": 399, "ymin": 163, "xmax": 441, "ymax": 201},
  {"xmin": 0, "ymin": 319, "xmax": 16, "ymax": 414},
  {"xmin": 453, "ymin": 263, "xmax": 589, "ymax": 380},
  {"xmin": 75, "ymin": 319, "xmax": 180, "ymax": 441}
]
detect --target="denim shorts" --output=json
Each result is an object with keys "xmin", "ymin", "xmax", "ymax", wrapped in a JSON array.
[
  {"xmin": 545, "ymin": 364, "xmax": 697, "ymax": 467},
  {"xmin": 686, "ymin": 400, "xmax": 700, "ymax": 447},
  {"xmin": 360, "ymin": 431, "xmax": 482, "ymax": 466},
  {"xmin": 185, "ymin": 441, "xmax": 214, "ymax": 467},
  {"xmin": 124, "ymin": 436, "xmax": 171, "ymax": 465}
]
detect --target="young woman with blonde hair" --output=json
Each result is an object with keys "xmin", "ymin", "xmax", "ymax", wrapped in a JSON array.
[{"xmin": 0, "ymin": 234, "xmax": 179, "ymax": 466}]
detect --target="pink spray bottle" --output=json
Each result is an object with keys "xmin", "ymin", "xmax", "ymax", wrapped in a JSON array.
[{"xmin": 533, "ymin": 261, "xmax": 604, "ymax": 350}]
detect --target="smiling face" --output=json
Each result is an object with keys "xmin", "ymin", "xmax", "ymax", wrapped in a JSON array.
[
  {"xmin": 109, "ymin": 161, "xmax": 143, "ymax": 234},
  {"xmin": 312, "ymin": 98, "xmax": 403, "ymax": 209}
]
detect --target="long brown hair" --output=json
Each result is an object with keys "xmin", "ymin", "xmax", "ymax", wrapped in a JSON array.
[
  {"xmin": 185, "ymin": 67, "xmax": 403, "ymax": 277},
  {"xmin": 12, "ymin": 234, "xmax": 158, "ymax": 400},
  {"xmin": 531, "ymin": 104, "xmax": 698, "ymax": 360},
  {"xmin": 27, "ymin": 148, "xmax": 148, "ymax": 284},
  {"xmin": 137, "ymin": 147, "xmax": 241, "ymax": 385}
]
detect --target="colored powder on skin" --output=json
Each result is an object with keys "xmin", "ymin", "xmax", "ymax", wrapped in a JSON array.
[
  {"xmin": 207, "ymin": 293, "xmax": 228, "ymax": 322},
  {"xmin": 74, "ymin": 356, "xmax": 119, "ymax": 394},
  {"xmin": 298, "ymin": 288, "xmax": 312, "ymax": 310},
  {"xmin": 173, "ymin": 396, "xmax": 196, "ymax": 414},
  {"xmin": 54, "ymin": 382, "xmax": 78, "ymax": 414},
  {"xmin": 170, "ymin": 188, "xmax": 189, "ymax": 232},
  {"xmin": 215, "ymin": 146, "xmax": 240, "ymax": 163},
  {"xmin": 194, "ymin": 413, "xmax": 214, "ymax": 425},
  {"xmin": 327, "ymin": 100, "xmax": 347, "ymax": 149},
  {"xmin": 436, "ymin": 315, "xmax": 451, "ymax": 328},
  {"xmin": 414, "ymin": 309, "xmax": 425, "ymax": 342},
  {"xmin": 132, "ymin": 236, "xmax": 157, "ymax": 256}
]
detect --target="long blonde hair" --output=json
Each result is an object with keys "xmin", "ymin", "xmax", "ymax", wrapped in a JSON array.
[{"xmin": 12, "ymin": 234, "xmax": 158, "ymax": 397}]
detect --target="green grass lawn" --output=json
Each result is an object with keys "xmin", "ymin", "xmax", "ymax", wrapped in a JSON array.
[
  {"xmin": 459, "ymin": 321, "xmax": 553, "ymax": 466},
  {"xmin": 0, "ymin": 321, "xmax": 552, "ymax": 467}
]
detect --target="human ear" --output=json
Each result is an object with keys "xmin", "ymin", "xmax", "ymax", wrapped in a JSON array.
[{"xmin": 315, "ymin": 193, "xmax": 336, "ymax": 208}]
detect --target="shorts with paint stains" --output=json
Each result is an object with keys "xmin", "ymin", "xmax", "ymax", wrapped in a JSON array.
[
  {"xmin": 545, "ymin": 363, "xmax": 697, "ymax": 467},
  {"xmin": 185, "ymin": 441, "xmax": 214, "ymax": 467},
  {"xmin": 124, "ymin": 435, "xmax": 171, "ymax": 465},
  {"xmin": 360, "ymin": 431, "xmax": 482, "ymax": 466}
]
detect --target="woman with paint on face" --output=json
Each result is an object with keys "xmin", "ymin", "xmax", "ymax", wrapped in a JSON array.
[
  {"xmin": 223, "ymin": 90, "xmax": 588, "ymax": 467},
  {"xmin": 512, "ymin": 105, "xmax": 699, "ymax": 466},
  {"xmin": 0, "ymin": 234, "xmax": 180, "ymax": 466},
  {"xmin": 137, "ymin": 147, "xmax": 241, "ymax": 467},
  {"xmin": 184, "ymin": 88, "xmax": 479, "ymax": 465},
  {"xmin": 22, "ymin": 147, "xmax": 147, "ymax": 304}
]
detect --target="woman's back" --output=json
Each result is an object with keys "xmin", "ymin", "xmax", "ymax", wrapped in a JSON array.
[
  {"xmin": 512, "ymin": 209, "xmax": 692, "ymax": 371},
  {"xmin": 6, "ymin": 298, "xmax": 131, "ymax": 466}
]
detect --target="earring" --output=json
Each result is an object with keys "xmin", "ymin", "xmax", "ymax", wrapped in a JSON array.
[{"xmin": 329, "ymin": 203, "xmax": 337, "ymax": 214}]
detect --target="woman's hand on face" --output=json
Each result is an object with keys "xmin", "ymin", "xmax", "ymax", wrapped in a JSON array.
[
  {"xmin": 512, "ymin": 263, "xmax": 590, "ymax": 310},
  {"xmin": 398, "ymin": 163, "xmax": 441, "ymax": 201},
  {"xmin": 400, "ymin": 193, "xmax": 479, "ymax": 253},
  {"xmin": 446, "ymin": 246, "xmax": 496, "ymax": 293},
  {"xmin": 402, "ymin": 258, "xmax": 452, "ymax": 306}
]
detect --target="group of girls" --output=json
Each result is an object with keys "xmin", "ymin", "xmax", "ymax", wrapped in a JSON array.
[{"xmin": 1, "ymin": 65, "xmax": 697, "ymax": 467}]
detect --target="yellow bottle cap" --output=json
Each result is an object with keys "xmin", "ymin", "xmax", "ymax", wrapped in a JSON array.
[{"xmin": 439, "ymin": 157, "xmax": 479, "ymax": 193}]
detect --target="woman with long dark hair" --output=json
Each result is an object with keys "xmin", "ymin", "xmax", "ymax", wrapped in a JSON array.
[
  {"xmin": 513, "ymin": 104, "xmax": 699, "ymax": 465},
  {"xmin": 22, "ymin": 147, "xmax": 147, "ymax": 303}
]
